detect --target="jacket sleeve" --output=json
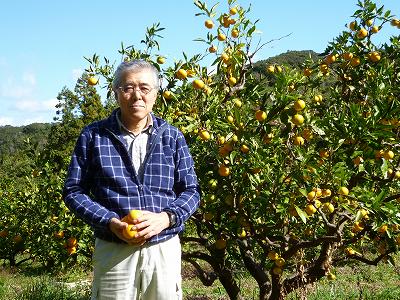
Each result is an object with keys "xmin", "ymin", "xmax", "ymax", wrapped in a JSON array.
[
  {"xmin": 63, "ymin": 128, "xmax": 119, "ymax": 231},
  {"xmin": 167, "ymin": 130, "xmax": 200, "ymax": 227}
]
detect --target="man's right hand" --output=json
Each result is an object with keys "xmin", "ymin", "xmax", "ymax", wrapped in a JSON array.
[{"xmin": 108, "ymin": 217, "xmax": 146, "ymax": 245}]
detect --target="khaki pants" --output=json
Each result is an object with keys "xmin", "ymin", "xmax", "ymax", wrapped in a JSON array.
[{"xmin": 91, "ymin": 235, "xmax": 182, "ymax": 300}]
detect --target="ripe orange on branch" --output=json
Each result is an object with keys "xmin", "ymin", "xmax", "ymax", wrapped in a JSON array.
[
  {"xmin": 303, "ymin": 68, "xmax": 312, "ymax": 76},
  {"xmin": 215, "ymin": 238, "xmax": 227, "ymax": 250},
  {"xmin": 357, "ymin": 28, "xmax": 368, "ymax": 39},
  {"xmin": 293, "ymin": 136, "xmax": 304, "ymax": 146},
  {"xmin": 67, "ymin": 237, "xmax": 77, "ymax": 247},
  {"xmin": 291, "ymin": 114, "xmax": 304, "ymax": 126},
  {"xmin": 176, "ymin": 69, "xmax": 187, "ymax": 80},
  {"xmin": 305, "ymin": 204, "xmax": 317, "ymax": 216},
  {"xmin": 162, "ymin": 90, "xmax": 173, "ymax": 100},
  {"xmin": 229, "ymin": 7, "xmax": 238, "ymax": 15},
  {"xmin": 209, "ymin": 45, "xmax": 217, "ymax": 53},
  {"xmin": 338, "ymin": 186, "xmax": 349, "ymax": 196},
  {"xmin": 156, "ymin": 56, "xmax": 166, "ymax": 64},
  {"xmin": 231, "ymin": 29, "xmax": 239, "ymax": 38},
  {"xmin": 218, "ymin": 164, "xmax": 230, "ymax": 177},
  {"xmin": 217, "ymin": 33, "xmax": 227, "ymax": 41},
  {"xmin": 371, "ymin": 25, "xmax": 379, "ymax": 33},
  {"xmin": 367, "ymin": 51, "xmax": 381, "ymax": 62},
  {"xmin": 228, "ymin": 76, "xmax": 237, "ymax": 86},
  {"xmin": 255, "ymin": 110, "xmax": 267, "ymax": 122},
  {"xmin": 67, "ymin": 246, "xmax": 77, "ymax": 255},
  {"xmin": 199, "ymin": 130, "xmax": 211, "ymax": 141},
  {"xmin": 87, "ymin": 77, "xmax": 98, "ymax": 86},
  {"xmin": 205, "ymin": 19, "xmax": 214, "ymax": 29},
  {"xmin": 293, "ymin": 99, "xmax": 305, "ymax": 111},
  {"xmin": 192, "ymin": 79, "xmax": 205, "ymax": 90}
]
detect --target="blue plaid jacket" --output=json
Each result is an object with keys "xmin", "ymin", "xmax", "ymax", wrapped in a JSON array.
[{"xmin": 63, "ymin": 109, "xmax": 200, "ymax": 244}]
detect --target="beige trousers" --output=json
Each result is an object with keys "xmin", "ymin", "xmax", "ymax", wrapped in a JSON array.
[{"xmin": 91, "ymin": 235, "xmax": 182, "ymax": 300}]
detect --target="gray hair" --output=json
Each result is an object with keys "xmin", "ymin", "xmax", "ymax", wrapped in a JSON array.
[{"xmin": 112, "ymin": 59, "xmax": 160, "ymax": 91}]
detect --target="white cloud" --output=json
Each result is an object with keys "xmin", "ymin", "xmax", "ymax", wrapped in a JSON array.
[
  {"xmin": 22, "ymin": 71, "xmax": 36, "ymax": 86},
  {"xmin": 14, "ymin": 98, "xmax": 58, "ymax": 113},
  {"xmin": 0, "ymin": 71, "xmax": 36, "ymax": 99}
]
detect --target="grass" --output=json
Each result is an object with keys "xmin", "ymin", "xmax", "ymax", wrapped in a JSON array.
[
  {"xmin": 286, "ymin": 261, "xmax": 400, "ymax": 300},
  {"xmin": 0, "ymin": 255, "xmax": 399, "ymax": 299}
]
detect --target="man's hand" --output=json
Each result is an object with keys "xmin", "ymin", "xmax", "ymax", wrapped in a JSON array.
[
  {"xmin": 131, "ymin": 211, "xmax": 170, "ymax": 241},
  {"xmin": 108, "ymin": 211, "xmax": 170, "ymax": 245},
  {"xmin": 108, "ymin": 218, "xmax": 133, "ymax": 243}
]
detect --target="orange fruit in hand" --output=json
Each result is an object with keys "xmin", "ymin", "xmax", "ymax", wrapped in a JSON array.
[
  {"xmin": 126, "ymin": 210, "xmax": 142, "ymax": 223},
  {"xmin": 122, "ymin": 224, "xmax": 138, "ymax": 240}
]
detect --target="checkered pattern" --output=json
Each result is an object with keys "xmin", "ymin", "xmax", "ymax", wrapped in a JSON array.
[{"xmin": 63, "ymin": 109, "xmax": 200, "ymax": 244}]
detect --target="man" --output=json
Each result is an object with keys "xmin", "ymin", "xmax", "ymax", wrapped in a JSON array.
[{"xmin": 63, "ymin": 59, "xmax": 200, "ymax": 299}]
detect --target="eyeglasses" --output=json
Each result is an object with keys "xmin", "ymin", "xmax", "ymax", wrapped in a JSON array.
[{"xmin": 118, "ymin": 85, "xmax": 155, "ymax": 96}]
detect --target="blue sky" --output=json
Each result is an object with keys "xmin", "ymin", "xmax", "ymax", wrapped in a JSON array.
[{"xmin": 0, "ymin": 0, "xmax": 399, "ymax": 126}]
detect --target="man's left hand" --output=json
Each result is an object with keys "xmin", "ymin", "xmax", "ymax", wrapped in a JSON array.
[{"xmin": 131, "ymin": 211, "xmax": 170, "ymax": 241}]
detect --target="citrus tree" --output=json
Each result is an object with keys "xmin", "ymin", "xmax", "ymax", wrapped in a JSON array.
[{"xmin": 0, "ymin": 75, "xmax": 112, "ymax": 270}]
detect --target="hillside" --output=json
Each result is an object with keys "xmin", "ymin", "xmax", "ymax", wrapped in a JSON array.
[{"xmin": 252, "ymin": 50, "xmax": 320, "ymax": 77}]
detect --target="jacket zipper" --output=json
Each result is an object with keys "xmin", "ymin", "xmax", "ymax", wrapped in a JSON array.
[{"xmin": 105, "ymin": 124, "xmax": 168, "ymax": 208}]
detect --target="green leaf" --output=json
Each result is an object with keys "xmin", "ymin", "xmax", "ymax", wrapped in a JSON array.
[{"xmin": 295, "ymin": 205, "xmax": 307, "ymax": 224}]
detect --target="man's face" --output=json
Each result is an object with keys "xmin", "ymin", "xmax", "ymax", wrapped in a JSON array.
[{"xmin": 116, "ymin": 69, "xmax": 157, "ymax": 124}]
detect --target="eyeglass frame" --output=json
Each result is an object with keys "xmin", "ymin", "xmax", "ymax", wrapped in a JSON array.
[{"xmin": 117, "ymin": 84, "xmax": 156, "ymax": 96}]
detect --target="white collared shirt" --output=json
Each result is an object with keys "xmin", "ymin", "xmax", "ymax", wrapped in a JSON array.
[{"xmin": 116, "ymin": 113, "xmax": 153, "ymax": 178}]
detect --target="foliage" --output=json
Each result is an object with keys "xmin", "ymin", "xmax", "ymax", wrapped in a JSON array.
[{"xmin": 0, "ymin": 123, "xmax": 51, "ymax": 186}]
